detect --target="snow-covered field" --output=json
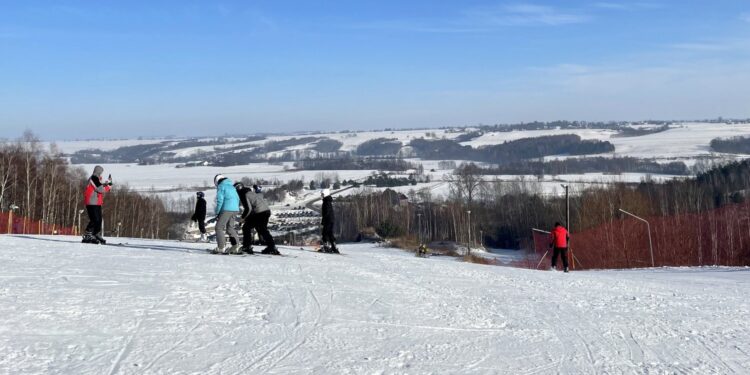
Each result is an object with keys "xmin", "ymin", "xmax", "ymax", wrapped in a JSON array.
[
  {"xmin": 45, "ymin": 122, "xmax": 750, "ymax": 208},
  {"xmin": 2, "ymin": 235, "xmax": 749, "ymax": 374}
]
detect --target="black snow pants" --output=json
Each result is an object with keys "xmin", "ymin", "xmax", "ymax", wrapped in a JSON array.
[
  {"xmin": 85, "ymin": 205, "xmax": 103, "ymax": 236},
  {"xmin": 197, "ymin": 216, "xmax": 206, "ymax": 234},
  {"xmin": 243, "ymin": 210, "xmax": 275, "ymax": 247},
  {"xmin": 551, "ymin": 247, "xmax": 569, "ymax": 269},
  {"xmin": 322, "ymin": 223, "xmax": 336, "ymax": 246}
]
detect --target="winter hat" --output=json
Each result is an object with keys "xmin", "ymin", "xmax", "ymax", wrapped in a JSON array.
[
  {"xmin": 233, "ymin": 182, "xmax": 244, "ymax": 190},
  {"xmin": 253, "ymin": 184, "xmax": 262, "ymax": 194},
  {"xmin": 93, "ymin": 165, "xmax": 104, "ymax": 176},
  {"xmin": 196, "ymin": 191, "xmax": 204, "ymax": 198},
  {"xmin": 321, "ymin": 188, "xmax": 331, "ymax": 197},
  {"xmin": 214, "ymin": 174, "xmax": 226, "ymax": 186}
]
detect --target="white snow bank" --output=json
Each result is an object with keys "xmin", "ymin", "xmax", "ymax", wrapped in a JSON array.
[{"xmin": 1, "ymin": 235, "xmax": 748, "ymax": 374}]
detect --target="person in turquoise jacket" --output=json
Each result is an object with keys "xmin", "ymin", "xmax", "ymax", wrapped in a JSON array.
[{"xmin": 212, "ymin": 174, "xmax": 241, "ymax": 254}]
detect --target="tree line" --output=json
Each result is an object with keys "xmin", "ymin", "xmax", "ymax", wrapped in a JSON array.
[
  {"xmin": 1, "ymin": 131, "xmax": 175, "ymax": 238},
  {"xmin": 328, "ymin": 160, "xmax": 750, "ymax": 267}
]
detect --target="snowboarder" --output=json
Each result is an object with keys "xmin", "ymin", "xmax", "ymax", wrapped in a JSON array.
[
  {"xmin": 191, "ymin": 191, "xmax": 207, "ymax": 242},
  {"xmin": 211, "ymin": 174, "xmax": 241, "ymax": 254},
  {"xmin": 320, "ymin": 188, "xmax": 339, "ymax": 253},
  {"xmin": 549, "ymin": 222, "xmax": 570, "ymax": 272},
  {"xmin": 234, "ymin": 182, "xmax": 279, "ymax": 255},
  {"xmin": 82, "ymin": 165, "xmax": 112, "ymax": 244}
]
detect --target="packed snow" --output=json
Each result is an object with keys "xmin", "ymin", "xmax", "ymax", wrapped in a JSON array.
[{"xmin": 1, "ymin": 235, "xmax": 748, "ymax": 374}]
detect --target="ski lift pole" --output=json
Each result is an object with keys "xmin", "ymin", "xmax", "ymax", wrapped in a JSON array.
[
  {"xmin": 532, "ymin": 228, "xmax": 551, "ymax": 269},
  {"xmin": 619, "ymin": 208, "xmax": 655, "ymax": 267}
]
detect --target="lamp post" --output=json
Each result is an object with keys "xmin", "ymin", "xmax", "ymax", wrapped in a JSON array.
[
  {"xmin": 417, "ymin": 213, "xmax": 422, "ymax": 245},
  {"xmin": 619, "ymin": 208, "xmax": 655, "ymax": 267},
  {"xmin": 561, "ymin": 184, "xmax": 569, "ymax": 229},
  {"xmin": 466, "ymin": 210, "xmax": 472, "ymax": 256},
  {"xmin": 77, "ymin": 209, "xmax": 84, "ymax": 236},
  {"xmin": 8, "ymin": 204, "xmax": 19, "ymax": 234}
]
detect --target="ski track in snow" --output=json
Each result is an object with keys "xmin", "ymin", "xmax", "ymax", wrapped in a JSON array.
[{"xmin": 0, "ymin": 235, "xmax": 749, "ymax": 374}]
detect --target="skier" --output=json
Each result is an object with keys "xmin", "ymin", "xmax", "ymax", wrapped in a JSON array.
[
  {"xmin": 319, "ymin": 188, "xmax": 339, "ymax": 253},
  {"xmin": 191, "ymin": 191, "xmax": 207, "ymax": 242},
  {"xmin": 234, "ymin": 182, "xmax": 279, "ymax": 255},
  {"xmin": 211, "ymin": 174, "xmax": 241, "ymax": 254},
  {"xmin": 549, "ymin": 222, "xmax": 570, "ymax": 272},
  {"xmin": 82, "ymin": 165, "xmax": 112, "ymax": 244}
]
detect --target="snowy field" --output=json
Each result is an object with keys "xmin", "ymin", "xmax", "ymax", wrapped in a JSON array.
[
  {"xmin": 1, "ymin": 235, "xmax": 749, "ymax": 374},
  {"xmin": 44, "ymin": 122, "xmax": 750, "ymax": 208}
]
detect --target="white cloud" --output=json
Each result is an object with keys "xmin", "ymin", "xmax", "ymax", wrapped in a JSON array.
[
  {"xmin": 353, "ymin": 4, "xmax": 589, "ymax": 33},
  {"xmin": 593, "ymin": 2, "xmax": 662, "ymax": 11},
  {"xmin": 670, "ymin": 38, "xmax": 750, "ymax": 52},
  {"xmin": 466, "ymin": 4, "xmax": 590, "ymax": 26}
]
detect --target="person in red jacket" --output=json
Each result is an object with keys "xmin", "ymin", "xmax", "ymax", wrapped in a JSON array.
[
  {"xmin": 549, "ymin": 222, "xmax": 570, "ymax": 272},
  {"xmin": 82, "ymin": 165, "xmax": 112, "ymax": 244}
]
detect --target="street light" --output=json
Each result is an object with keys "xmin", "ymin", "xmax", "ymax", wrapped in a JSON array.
[
  {"xmin": 561, "ymin": 184, "xmax": 569, "ymax": 229},
  {"xmin": 466, "ymin": 210, "xmax": 472, "ymax": 256},
  {"xmin": 619, "ymin": 208, "xmax": 655, "ymax": 267},
  {"xmin": 7, "ymin": 204, "xmax": 19, "ymax": 234},
  {"xmin": 417, "ymin": 213, "xmax": 422, "ymax": 245},
  {"xmin": 77, "ymin": 209, "xmax": 84, "ymax": 236}
]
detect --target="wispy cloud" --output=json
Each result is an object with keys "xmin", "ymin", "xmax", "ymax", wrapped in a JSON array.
[
  {"xmin": 593, "ymin": 2, "xmax": 663, "ymax": 11},
  {"xmin": 670, "ymin": 38, "xmax": 750, "ymax": 52},
  {"xmin": 353, "ymin": 4, "xmax": 589, "ymax": 33},
  {"xmin": 465, "ymin": 4, "xmax": 590, "ymax": 26}
]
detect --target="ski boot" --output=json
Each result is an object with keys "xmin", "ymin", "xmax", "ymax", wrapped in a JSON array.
[
  {"xmin": 318, "ymin": 242, "xmax": 330, "ymax": 253},
  {"xmin": 94, "ymin": 234, "xmax": 107, "ymax": 245},
  {"xmin": 261, "ymin": 245, "xmax": 281, "ymax": 255},
  {"xmin": 199, "ymin": 233, "xmax": 207, "ymax": 242},
  {"xmin": 241, "ymin": 246, "xmax": 254, "ymax": 255},
  {"xmin": 81, "ymin": 233, "xmax": 99, "ymax": 244},
  {"xmin": 228, "ymin": 244, "xmax": 243, "ymax": 255},
  {"xmin": 210, "ymin": 246, "xmax": 227, "ymax": 254},
  {"xmin": 329, "ymin": 242, "xmax": 340, "ymax": 254},
  {"xmin": 564, "ymin": 267, "xmax": 569, "ymax": 273}
]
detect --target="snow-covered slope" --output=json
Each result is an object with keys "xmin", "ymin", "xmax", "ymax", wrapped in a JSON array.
[{"xmin": 1, "ymin": 235, "xmax": 748, "ymax": 374}]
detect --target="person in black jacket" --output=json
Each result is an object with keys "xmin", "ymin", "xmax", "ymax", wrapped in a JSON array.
[
  {"xmin": 320, "ymin": 188, "xmax": 338, "ymax": 253},
  {"xmin": 234, "ymin": 182, "xmax": 279, "ymax": 255},
  {"xmin": 191, "ymin": 191, "xmax": 207, "ymax": 242}
]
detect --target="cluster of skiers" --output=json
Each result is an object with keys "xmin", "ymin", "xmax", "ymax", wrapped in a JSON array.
[
  {"xmin": 81, "ymin": 166, "xmax": 339, "ymax": 254},
  {"xmin": 81, "ymin": 165, "xmax": 567, "ymax": 267}
]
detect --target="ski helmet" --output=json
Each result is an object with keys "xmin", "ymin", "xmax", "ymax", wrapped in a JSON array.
[
  {"xmin": 253, "ymin": 184, "xmax": 262, "ymax": 194},
  {"xmin": 321, "ymin": 188, "xmax": 331, "ymax": 197},
  {"xmin": 213, "ymin": 174, "xmax": 225, "ymax": 186},
  {"xmin": 196, "ymin": 191, "xmax": 204, "ymax": 198}
]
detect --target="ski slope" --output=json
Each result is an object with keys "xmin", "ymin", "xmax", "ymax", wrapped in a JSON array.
[{"xmin": 1, "ymin": 235, "xmax": 749, "ymax": 374}]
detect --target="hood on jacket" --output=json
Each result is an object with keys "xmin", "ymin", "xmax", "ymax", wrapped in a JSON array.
[{"xmin": 214, "ymin": 174, "xmax": 226, "ymax": 186}]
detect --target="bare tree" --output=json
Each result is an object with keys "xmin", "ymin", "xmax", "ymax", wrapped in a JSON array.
[{"xmin": 446, "ymin": 163, "xmax": 485, "ymax": 206}]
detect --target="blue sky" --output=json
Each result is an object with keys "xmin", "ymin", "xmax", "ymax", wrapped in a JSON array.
[{"xmin": 1, "ymin": 1, "xmax": 750, "ymax": 139}]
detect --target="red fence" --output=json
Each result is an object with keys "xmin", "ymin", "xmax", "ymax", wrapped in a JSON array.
[
  {"xmin": 527, "ymin": 202, "xmax": 750, "ymax": 270},
  {"xmin": 0, "ymin": 211, "xmax": 78, "ymax": 235}
]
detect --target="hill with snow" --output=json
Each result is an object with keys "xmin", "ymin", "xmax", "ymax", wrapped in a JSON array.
[{"xmin": 1, "ymin": 235, "xmax": 748, "ymax": 374}]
